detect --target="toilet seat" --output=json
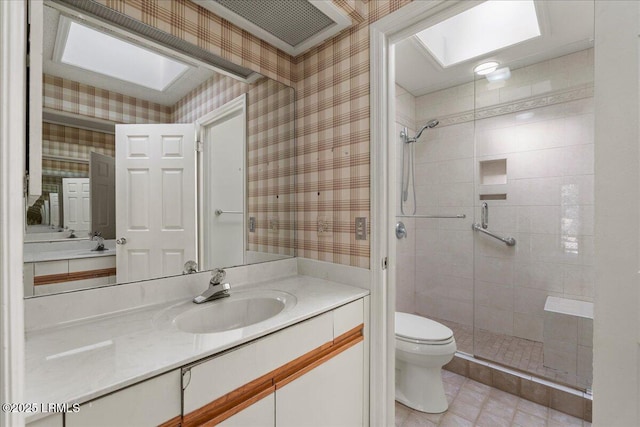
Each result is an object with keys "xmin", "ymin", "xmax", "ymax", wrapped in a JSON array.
[{"xmin": 395, "ymin": 312, "xmax": 454, "ymax": 345}]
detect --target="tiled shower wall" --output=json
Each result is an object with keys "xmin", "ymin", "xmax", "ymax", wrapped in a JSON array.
[{"xmin": 396, "ymin": 49, "xmax": 595, "ymax": 345}]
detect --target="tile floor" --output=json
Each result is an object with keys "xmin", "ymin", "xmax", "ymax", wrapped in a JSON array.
[
  {"xmin": 435, "ymin": 317, "xmax": 591, "ymax": 390},
  {"xmin": 395, "ymin": 370, "xmax": 591, "ymax": 427}
]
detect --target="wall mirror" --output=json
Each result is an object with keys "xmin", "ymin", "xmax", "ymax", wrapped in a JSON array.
[{"xmin": 24, "ymin": 0, "xmax": 296, "ymax": 297}]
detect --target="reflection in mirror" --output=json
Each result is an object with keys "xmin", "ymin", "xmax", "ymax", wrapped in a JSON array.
[{"xmin": 24, "ymin": 3, "xmax": 295, "ymax": 298}]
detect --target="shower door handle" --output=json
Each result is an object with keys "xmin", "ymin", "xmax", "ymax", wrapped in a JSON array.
[{"xmin": 481, "ymin": 202, "xmax": 488, "ymax": 229}]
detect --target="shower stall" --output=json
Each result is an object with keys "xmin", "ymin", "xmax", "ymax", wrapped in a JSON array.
[{"xmin": 394, "ymin": 40, "xmax": 595, "ymax": 391}]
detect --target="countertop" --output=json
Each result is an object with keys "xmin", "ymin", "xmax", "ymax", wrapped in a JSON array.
[
  {"xmin": 25, "ymin": 275, "xmax": 368, "ymax": 422},
  {"xmin": 24, "ymin": 240, "xmax": 117, "ymax": 263}
]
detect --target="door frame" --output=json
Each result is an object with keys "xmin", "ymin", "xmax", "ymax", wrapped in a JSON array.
[
  {"xmin": 195, "ymin": 94, "xmax": 247, "ymax": 269},
  {"xmin": 369, "ymin": 2, "xmax": 468, "ymax": 425},
  {"xmin": 0, "ymin": 1, "xmax": 26, "ymax": 425}
]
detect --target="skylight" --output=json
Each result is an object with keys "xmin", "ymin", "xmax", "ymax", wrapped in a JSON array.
[
  {"xmin": 415, "ymin": 0, "xmax": 541, "ymax": 68},
  {"xmin": 56, "ymin": 17, "xmax": 190, "ymax": 91}
]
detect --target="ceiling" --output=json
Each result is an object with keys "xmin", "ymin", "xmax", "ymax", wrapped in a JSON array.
[
  {"xmin": 395, "ymin": 1, "xmax": 594, "ymax": 97},
  {"xmin": 193, "ymin": 0, "xmax": 351, "ymax": 56},
  {"xmin": 43, "ymin": 5, "xmax": 217, "ymax": 106}
]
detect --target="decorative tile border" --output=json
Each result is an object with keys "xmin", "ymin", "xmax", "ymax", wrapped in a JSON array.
[
  {"xmin": 445, "ymin": 353, "xmax": 593, "ymax": 422},
  {"xmin": 435, "ymin": 83, "xmax": 595, "ymax": 128}
]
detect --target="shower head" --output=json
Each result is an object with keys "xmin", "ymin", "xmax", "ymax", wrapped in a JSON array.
[
  {"xmin": 402, "ymin": 119, "xmax": 439, "ymax": 143},
  {"xmin": 413, "ymin": 119, "xmax": 439, "ymax": 141}
]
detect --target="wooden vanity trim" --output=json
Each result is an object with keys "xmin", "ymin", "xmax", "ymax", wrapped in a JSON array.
[
  {"xmin": 203, "ymin": 386, "xmax": 275, "ymax": 427},
  {"xmin": 157, "ymin": 414, "xmax": 182, "ymax": 427},
  {"xmin": 34, "ymin": 267, "xmax": 116, "ymax": 286},
  {"xmin": 274, "ymin": 329, "xmax": 363, "ymax": 389},
  {"xmin": 182, "ymin": 323, "xmax": 364, "ymax": 427}
]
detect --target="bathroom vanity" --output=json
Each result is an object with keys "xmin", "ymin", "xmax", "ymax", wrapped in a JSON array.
[
  {"xmin": 25, "ymin": 263, "xmax": 369, "ymax": 426},
  {"xmin": 23, "ymin": 239, "xmax": 117, "ymax": 297}
]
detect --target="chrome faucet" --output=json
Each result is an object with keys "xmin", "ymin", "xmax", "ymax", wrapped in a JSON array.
[
  {"xmin": 193, "ymin": 268, "xmax": 230, "ymax": 304},
  {"xmin": 90, "ymin": 231, "xmax": 106, "ymax": 251}
]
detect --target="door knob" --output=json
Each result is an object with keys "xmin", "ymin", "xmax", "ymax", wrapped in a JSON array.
[
  {"xmin": 116, "ymin": 237, "xmax": 127, "ymax": 245},
  {"xmin": 395, "ymin": 222, "xmax": 407, "ymax": 239}
]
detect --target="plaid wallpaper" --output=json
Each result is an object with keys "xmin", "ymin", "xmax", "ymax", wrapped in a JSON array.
[
  {"xmin": 44, "ymin": 74, "xmax": 172, "ymax": 124},
  {"xmin": 43, "ymin": 0, "xmax": 414, "ymax": 269},
  {"xmin": 95, "ymin": 0, "xmax": 294, "ymax": 86},
  {"xmin": 172, "ymin": 73, "xmax": 249, "ymax": 123},
  {"xmin": 43, "ymin": 122, "xmax": 115, "ymax": 161},
  {"xmin": 174, "ymin": 74, "xmax": 295, "ymax": 256},
  {"xmin": 246, "ymin": 78, "xmax": 296, "ymax": 256},
  {"xmin": 294, "ymin": 0, "xmax": 412, "ymax": 268}
]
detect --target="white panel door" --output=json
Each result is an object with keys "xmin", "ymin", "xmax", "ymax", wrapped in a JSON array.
[
  {"xmin": 62, "ymin": 178, "xmax": 90, "ymax": 231},
  {"xmin": 90, "ymin": 152, "xmax": 116, "ymax": 239},
  {"xmin": 203, "ymin": 109, "xmax": 245, "ymax": 269},
  {"xmin": 116, "ymin": 124, "xmax": 196, "ymax": 283},
  {"xmin": 49, "ymin": 193, "xmax": 59, "ymax": 228}
]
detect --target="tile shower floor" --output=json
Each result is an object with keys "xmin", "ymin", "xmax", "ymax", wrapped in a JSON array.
[
  {"xmin": 395, "ymin": 370, "xmax": 591, "ymax": 427},
  {"xmin": 433, "ymin": 317, "xmax": 591, "ymax": 390}
]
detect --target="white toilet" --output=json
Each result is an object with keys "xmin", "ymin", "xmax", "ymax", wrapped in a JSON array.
[{"xmin": 395, "ymin": 312, "xmax": 457, "ymax": 413}]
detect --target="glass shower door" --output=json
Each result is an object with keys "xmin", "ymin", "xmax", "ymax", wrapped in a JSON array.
[{"xmin": 471, "ymin": 49, "xmax": 595, "ymax": 391}]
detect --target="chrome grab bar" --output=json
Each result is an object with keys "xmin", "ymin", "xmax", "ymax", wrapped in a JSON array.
[
  {"xmin": 397, "ymin": 214, "xmax": 466, "ymax": 219},
  {"xmin": 481, "ymin": 202, "xmax": 488, "ymax": 229},
  {"xmin": 215, "ymin": 209, "xmax": 243, "ymax": 216},
  {"xmin": 472, "ymin": 223, "xmax": 516, "ymax": 247}
]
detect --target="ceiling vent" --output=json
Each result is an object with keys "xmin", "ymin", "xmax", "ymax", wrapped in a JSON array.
[{"xmin": 194, "ymin": 0, "xmax": 351, "ymax": 56}]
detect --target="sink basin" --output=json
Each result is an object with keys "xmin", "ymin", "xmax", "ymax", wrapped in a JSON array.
[{"xmin": 157, "ymin": 290, "xmax": 296, "ymax": 334}]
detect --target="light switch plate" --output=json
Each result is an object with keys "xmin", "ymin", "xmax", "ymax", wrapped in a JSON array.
[
  {"xmin": 355, "ymin": 217, "xmax": 366, "ymax": 240},
  {"xmin": 248, "ymin": 217, "xmax": 255, "ymax": 232},
  {"xmin": 268, "ymin": 217, "xmax": 279, "ymax": 233},
  {"xmin": 317, "ymin": 216, "xmax": 330, "ymax": 236}
]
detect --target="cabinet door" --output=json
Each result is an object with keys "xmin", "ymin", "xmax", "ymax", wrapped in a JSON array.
[
  {"xmin": 276, "ymin": 341, "xmax": 364, "ymax": 427},
  {"xmin": 65, "ymin": 371, "xmax": 181, "ymax": 427},
  {"xmin": 26, "ymin": 414, "xmax": 62, "ymax": 427},
  {"xmin": 218, "ymin": 393, "xmax": 275, "ymax": 427}
]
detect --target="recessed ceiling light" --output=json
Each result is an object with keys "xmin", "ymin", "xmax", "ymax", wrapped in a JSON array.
[
  {"xmin": 474, "ymin": 62, "xmax": 499, "ymax": 75},
  {"xmin": 54, "ymin": 16, "xmax": 190, "ymax": 91},
  {"xmin": 486, "ymin": 67, "xmax": 512, "ymax": 82},
  {"xmin": 415, "ymin": 0, "xmax": 541, "ymax": 68}
]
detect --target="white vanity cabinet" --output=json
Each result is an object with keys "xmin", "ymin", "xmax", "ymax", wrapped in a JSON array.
[
  {"xmin": 276, "ymin": 341, "xmax": 364, "ymax": 426},
  {"xmin": 26, "ymin": 414, "xmax": 62, "ymax": 427},
  {"xmin": 276, "ymin": 300, "xmax": 365, "ymax": 426},
  {"xmin": 65, "ymin": 370, "xmax": 181, "ymax": 427},
  {"xmin": 24, "ymin": 255, "xmax": 116, "ymax": 296},
  {"xmin": 182, "ymin": 297, "xmax": 366, "ymax": 427}
]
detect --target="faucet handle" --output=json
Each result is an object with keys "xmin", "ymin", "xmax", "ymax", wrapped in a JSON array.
[
  {"xmin": 183, "ymin": 260, "xmax": 198, "ymax": 274},
  {"xmin": 210, "ymin": 268, "xmax": 226, "ymax": 285}
]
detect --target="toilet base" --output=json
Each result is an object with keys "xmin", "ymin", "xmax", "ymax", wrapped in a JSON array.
[{"xmin": 395, "ymin": 359, "xmax": 449, "ymax": 413}]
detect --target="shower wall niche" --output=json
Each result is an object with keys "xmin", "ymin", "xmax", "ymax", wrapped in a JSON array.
[{"xmin": 395, "ymin": 48, "xmax": 594, "ymax": 390}]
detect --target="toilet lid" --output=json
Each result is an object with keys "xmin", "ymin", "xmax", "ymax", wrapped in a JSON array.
[{"xmin": 395, "ymin": 312, "xmax": 454, "ymax": 343}]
